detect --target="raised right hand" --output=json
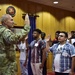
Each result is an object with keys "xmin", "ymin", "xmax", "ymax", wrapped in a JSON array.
[{"xmin": 24, "ymin": 14, "xmax": 30, "ymax": 25}]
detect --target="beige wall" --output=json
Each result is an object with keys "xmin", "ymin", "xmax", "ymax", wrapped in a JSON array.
[
  {"xmin": 0, "ymin": 0, "xmax": 75, "ymax": 73},
  {"xmin": 0, "ymin": 0, "xmax": 75, "ymax": 39}
]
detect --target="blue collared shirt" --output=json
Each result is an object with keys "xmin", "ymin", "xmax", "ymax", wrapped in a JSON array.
[{"xmin": 50, "ymin": 42, "xmax": 75, "ymax": 72}]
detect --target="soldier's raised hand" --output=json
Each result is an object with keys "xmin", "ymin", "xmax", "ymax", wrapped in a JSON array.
[{"xmin": 24, "ymin": 14, "xmax": 30, "ymax": 25}]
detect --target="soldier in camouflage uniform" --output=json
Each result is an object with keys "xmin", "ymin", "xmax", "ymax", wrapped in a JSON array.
[{"xmin": 0, "ymin": 14, "xmax": 30, "ymax": 75}]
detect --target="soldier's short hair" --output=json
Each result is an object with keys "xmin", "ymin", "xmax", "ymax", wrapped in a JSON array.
[{"xmin": 0, "ymin": 14, "xmax": 10, "ymax": 24}]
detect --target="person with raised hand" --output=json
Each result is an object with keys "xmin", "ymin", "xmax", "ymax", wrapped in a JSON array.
[
  {"xmin": 0, "ymin": 14, "xmax": 30, "ymax": 75},
  {"xmin": 46, "ymin": 31, "xmax": 75, "ymax": 75}
]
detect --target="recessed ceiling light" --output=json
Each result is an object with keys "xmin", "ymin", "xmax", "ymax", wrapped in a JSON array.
[{"xmin": 53, "ymin": 1, "xmax": 58, "ymax": 4}]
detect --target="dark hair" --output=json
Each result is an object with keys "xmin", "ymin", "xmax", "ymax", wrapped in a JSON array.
[
  {"xmin": 73, "ymin": 42, "xmax": 75, "ymax": 47},
  {"xmin": 33, "ymin": 29, "xmax": 42, "ymax": 34},
  {"xmin": 41, "ymin": 32, "xmax": 46, "ymax": 40},
  {"xmin": 56, "ymin": 31, "xmax": 60, "ymax": 34},
  {"xmin": 71, "ymin": 31, "xmax": 74, "ymax": 33},
  {"xmin": 60, "ymin": 31, "xmax": 68, "ymax": 38},
  {"xmin": 41, "ymin": 32, "xmax": 46, "ymax": 36}
]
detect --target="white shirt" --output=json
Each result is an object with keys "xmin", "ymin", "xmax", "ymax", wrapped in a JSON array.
[
  {"xmin": 71, "ymin": 39, "xmax": 75, "ymax": 44},
  {"xmin": 54, "ymin": 44, "xmax": 65, "ymax": 72},
  {"xmin": 18, "ymin": 42, "xmax": 27, "ymax": 60}
]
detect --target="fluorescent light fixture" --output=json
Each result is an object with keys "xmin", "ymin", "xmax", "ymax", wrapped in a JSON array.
[{"xmin": 53, "ymin": 1, "xmax": 58, "ymax": 4}]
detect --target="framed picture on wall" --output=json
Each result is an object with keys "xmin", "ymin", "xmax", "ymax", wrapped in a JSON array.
[{"xmin": 6, "ymin": 6, "xmax": 16, "ymax": 17}]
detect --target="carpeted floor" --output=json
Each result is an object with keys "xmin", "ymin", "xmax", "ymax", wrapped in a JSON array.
[{"xmin": 47, "ymin": 72, "xmax": 55, "ymax": 75}]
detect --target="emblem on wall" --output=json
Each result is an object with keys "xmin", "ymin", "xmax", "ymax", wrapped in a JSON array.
[{"xmin": 6, "ymin": 6, "xmax": 16, "ymax": 17}]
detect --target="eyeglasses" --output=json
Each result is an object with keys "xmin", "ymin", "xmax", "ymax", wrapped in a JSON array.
[{"xmin": 58, "ymin": 35, "xmax": 64, "ymax": 37}]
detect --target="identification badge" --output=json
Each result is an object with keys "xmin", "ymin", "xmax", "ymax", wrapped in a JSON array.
[{"xmin": 34, "ymin": 43, "xmax": 38, "ymax": 47}]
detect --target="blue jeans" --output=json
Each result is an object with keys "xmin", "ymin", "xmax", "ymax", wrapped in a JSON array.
[{"xmin": 20, "ymin": 60, "xmax": 28, "ymax": 75}]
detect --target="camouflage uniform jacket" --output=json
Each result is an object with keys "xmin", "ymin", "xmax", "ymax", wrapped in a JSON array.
[{"xmin": 0, "ymin": 24, "xmax": 30, "ymax": 75}]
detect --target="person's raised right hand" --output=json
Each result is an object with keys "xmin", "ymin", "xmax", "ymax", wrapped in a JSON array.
[{"xmin": 24, "ymin": 14, "xmax": 30, "ymax": 25}]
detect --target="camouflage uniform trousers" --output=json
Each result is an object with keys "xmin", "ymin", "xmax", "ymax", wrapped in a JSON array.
[{"xmin": 0, "ymin": 61, "xmax": 17, "ymax": 75}]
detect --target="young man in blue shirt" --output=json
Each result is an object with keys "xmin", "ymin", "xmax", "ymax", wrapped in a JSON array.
[{"xmin": 46, "ymin": 31, "xmax": 75, "ymax": 75}]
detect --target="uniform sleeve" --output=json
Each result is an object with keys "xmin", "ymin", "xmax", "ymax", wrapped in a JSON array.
[{"xmin": 2, "ymin": 25, "xmax": 30, "ymax": 44}]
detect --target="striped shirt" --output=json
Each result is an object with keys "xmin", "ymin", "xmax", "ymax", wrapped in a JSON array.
[{"xmin": 30, "ymin": 39, "xmax": 46, "ymax": 63}]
